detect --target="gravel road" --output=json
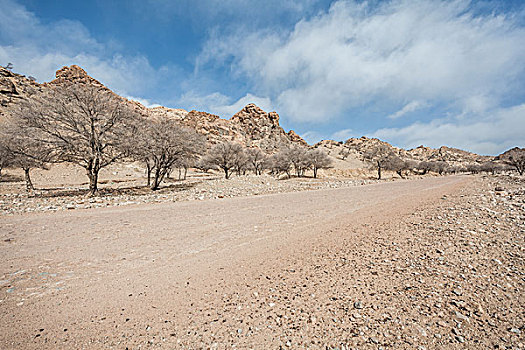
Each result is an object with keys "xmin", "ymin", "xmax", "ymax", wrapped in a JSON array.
[{"xmin": 1, "ymin": 175, "xmax": 523, "ymax": 349}]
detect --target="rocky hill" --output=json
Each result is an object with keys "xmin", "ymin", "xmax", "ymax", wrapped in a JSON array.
[
  {"xmin": 0, "ymin": 65, "xmax": 306, "ymax": 152},
  {"xmin": 1, "ymin": 64, "xmax": 494, "ymax": 164},
  {"xmin": 407, "ymin": 145, "xmax": 493, "ymax": 164},
  {"xmin": 313, "ymin": 136, "xmax": 492, "ymax": 168},
  {"xmin": 148, "ymin": 103, "xmax": 307, "ymax": 152},
  {"xmin": 0, "ymin": 66, "xmax": 42, "ymax": 117}
]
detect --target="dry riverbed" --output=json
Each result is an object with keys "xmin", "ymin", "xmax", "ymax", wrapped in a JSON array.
[{"xmin": 0, "ymin": 174, "xmax": 523, "ymax": 349}]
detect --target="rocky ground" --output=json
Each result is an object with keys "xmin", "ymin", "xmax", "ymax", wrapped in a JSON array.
[
  {"xmin": 167, "ymin": 174, "xmax": 525, "ymax": 349},
  {"xmin": 0, "ymin": 174, "xmax": 523, "ymax": 349},
  {"xmin": 0, "ymin": 164, "xmax": 385, "ymax": 215}
]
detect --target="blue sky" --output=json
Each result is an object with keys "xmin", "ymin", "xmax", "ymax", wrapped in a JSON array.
[{"xmin": 1, "ymin": 0, "xmax": 524, "ymax": 155}]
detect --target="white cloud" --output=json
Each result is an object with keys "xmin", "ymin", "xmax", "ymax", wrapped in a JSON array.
[
  {"xmin": 178, "ymin": 92, "xmax": 273, "ymax": 117},
  {"xmin": 124, "ymin": 95, "xmax": 162, "ymax": 108},
  {"xmin": 371, "ymin": 104, "xmax": 525, "ymax": 155},
  {"xmin": 212, "ymin": 94, "xmax": 273, "ymax": 116},
  {"xmin": 140, "ymin": 0, "xmax": 320, "ymax": 25},
  {"xmin": 387, "ymin": 101, "xmax": 427, "ymax": 119},
  {"xmin": 301, "ymin": 131, "xmax": 323, "ymax": 145},
  {"xmin": 199, "ymin": 0, "xmax": 525, "ymax": 123},
  {"xmin": 177, "ymin": 91, "xmax": 231, "ymax": 112},
  {"xmin": 331, "ymin": 128, "xmax": 354, "ymax": 141},
  {"xmin": 0, "ymin": 0, "xmax": 163, "ymax": 99}
]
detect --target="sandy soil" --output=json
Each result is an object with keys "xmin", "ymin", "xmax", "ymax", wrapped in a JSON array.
[
  {"xmin": 0, "ymin": 175, "xmax": 523, "ymax": 349},
  {"xmin": 1, "ymin": 163, "xmax": 396, "ymax": 215}
]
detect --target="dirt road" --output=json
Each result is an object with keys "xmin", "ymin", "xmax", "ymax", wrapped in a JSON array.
[{"xmin": 1, "ymin": 175, "xmax": 523, "ymax": 349}]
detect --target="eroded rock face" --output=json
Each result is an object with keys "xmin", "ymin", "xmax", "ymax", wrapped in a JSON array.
[
  {"xmin": 0, "ymin": 76, "xmax": 17, "ymax": 95},
  {"xmin": 344, "ymin": 136, "xmax": 409, "ymax": 158},
  {"xmin": 147, "ymin": 102, "xmax": 307, "ymax": 152},
  {"xmin": 407, "ymin": 145, "xmax": 492, "ymax": 165},
  {"xmin": 0, "ymin": 66, "xmax": 41, "ymax": 113},
  {"xmin": 0, "ymin": 65, "xmax": 306, "ymax": 152},
  {"xmin": 51, "ymin": 65, "xmax": 102, "ymax": 86},
  {"xmin": 230, "ymin": 104, "xmax": 306, "ymax": 151},
  {"xmin": 313, "ymin": 136, "xmax": 493, "ymax": 167},
  {"xmin": 287, "ymin": 130, "xmax": 308, "ymax": 147},
  {"xmin": 0, "ymin": 65, "xmax": 491, "ymax": 164}
]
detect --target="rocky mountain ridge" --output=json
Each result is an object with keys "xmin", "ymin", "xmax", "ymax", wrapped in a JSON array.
[
  {"xmin": 0, "ymin": 65, "xmax": 306, "ymax": 152},
  {"xmin": 0, "ymin": 64, "xmax": 495, "ymax": 163},
  {"xmin": 314, "ymin": 136, "xmax": 493, "ymax": 166}
]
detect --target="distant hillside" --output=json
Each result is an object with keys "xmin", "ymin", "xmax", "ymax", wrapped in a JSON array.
[
  {"xmin": 314, "ymin": 136, "xmax": 493, "ymax": 167},
  {"xmin": 1, "ymin": 64, "xmax": 494, "ymax": 166},
  {"xmin": 0, "ymin": 65, "xmax": 306, "ymax": 152}
]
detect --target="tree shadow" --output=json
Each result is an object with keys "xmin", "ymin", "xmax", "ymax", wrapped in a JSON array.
[
  {"xmin": 0, "ymin": 174, "xmax": 24, "ymax": 183},
  {"xmin": 34, "ymin": 181, "xmax": 201, "ymax": 199}
]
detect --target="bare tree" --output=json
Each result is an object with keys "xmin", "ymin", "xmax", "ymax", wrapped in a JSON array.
[
  {"xmin": 195, "ymin": 157, "xmax": 218, "ymax": 173},
  {"xmin": 480, "ymin": 162, "xmax": 497, "ymax": 175},
  {"xmin": 233, "ymin": 148, "xmax": 249, "ymax": 176},
  {"xmin": 174, "ymin": 157, "xmax": 193, "ymax": 181},
  {"xmin": 383, "ymin": 156, "xmax": 408, "ymax": 179},
  {"xmin": 0, "ymin": 121, "xmax": 52, "ymax": 191},
  {"xmin": 247, "ymin": 148, "xmax": 267, "ymax": 175},
  {"xmin": 430, "ymin": 161, "xmax": 449, "ymax": 175},
  {"xmin": 268, "ymin": 151, "xmax": 292, "ymax": 178},
  {"xmin": 13, "ymin": 83, "xmax": 139, "ymax": 195},
  {"xmin": 500, "ymin": 147, "xmax": 525, "ymax": 175},
  {"xmin": 284, "ymin": 145, "xmax": 311, "ymax": 177},
  {"xmin": 202, "ymin": 142, "xmax": 245, "ymax": 179},
  {"xmin": 466, "ymin": 163, "xmax": 481, "ymax": 174},
  {"xmin": 404, "ymin": 159, "xmax": 419, "ymax": 177},
  {"xmin": 0, "ymin": 143, "xmax": 14, "ymax": 180},
  {"xmin": 307, "ymin": 149, "xmax": 332, "ymax": 178},
  {"xmin": 363, "ymin": 144, "xmax": 396, "ymax": 180},
  {"xmin": 131, "ymin": 116, "xmax": 204, "ymax": 190},
  {"xmin": 416, "ymin": 161, "xmax": 433, "ymax": 175}
]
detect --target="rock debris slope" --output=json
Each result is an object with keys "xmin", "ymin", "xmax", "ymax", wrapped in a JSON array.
[{"xmin": 1, "ymin": 64, "xmax": 493, "ymax": 163}]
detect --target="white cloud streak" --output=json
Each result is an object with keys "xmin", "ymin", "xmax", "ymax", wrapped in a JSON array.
[
  {"xmin": 331, "ymin": 128, "xmax": 354, "ymax": 142},
  {"xmin": 0, "ymin": 0, "xmax": 164, "ymax": 99},
  {"xmin": 178, "ymin": 92, "xmax": 273, "ymax": 117},
  {"xmin": 200, "ymin": 0, "xmax": 525, "ymax": 123},
  {"xmin": 372, "ymin": 104, "xmax": 525, "ymax": 155},
  {"xmin": 387, "ymin": 101, "xmax": 427, "ymax": 119}
]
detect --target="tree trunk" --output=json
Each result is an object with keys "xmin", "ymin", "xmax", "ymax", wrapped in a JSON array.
[
  {"xmin": 146, "ymin": 163, "xmax": 152, "ymax": 187},
  {"xmin": 24, "ymin": 167, "xmax": 34, "ymax": 192},
  {"xmin": 377, "ymin": 161, "xmax": 382, "ymax": 180},
  {"xmin": 151, "ymin": 168, "xmax": 166, "ymax": 190},
  {"xmin": 88, "ymin": 170, "xmax": 99, "ymax": 196},
  {"xmin": 224, "ymin": 168, "xmax": 230, "ymax": 179},
  {"xmin": 86, "ymin": 158, "xmax": 101, "ymax": 196},
  {"xmin": 183, "ymin": 167, "xmax": 188, "ymax": 180},
  {"xmin": 313, "ymin": 167, "xmax": 318, "ymax": 178}
]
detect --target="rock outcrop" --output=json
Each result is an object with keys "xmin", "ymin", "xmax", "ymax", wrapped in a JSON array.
[
  {"xmin": 0, "ymin": 66, "xmax": 41, "ymax": 114},
  {"xmin": 49, "ymin": 65, "xmax": 104, "ymax": 87},
  {"xmin": 1, "ymin": 64, "xmax": 492, "ymax": 164},
  {"xmin": 407, "ymin": 145, "xmax": 492, "ymax": 165},
  {"xmin": 314, "ymin": 136, "xmax": 492, "ymax": 167},
  {"xmin": 0, "ymin": 65, "xmax": 307, "ymax": 152}
]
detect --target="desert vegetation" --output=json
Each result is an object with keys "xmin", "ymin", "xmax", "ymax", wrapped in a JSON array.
[
  {"xmin": 4, "ymin": 83, "xmax": 139, "ymax": 195},
  {"xmin": 130, "ymin": 116, "xmax": 204, "ymax": 190},
  {"xmin": 0, "ymin": 66, "xmax": 522, "ymax": 203}
]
